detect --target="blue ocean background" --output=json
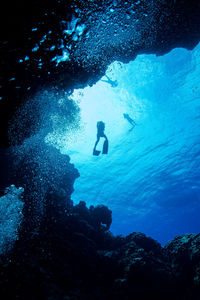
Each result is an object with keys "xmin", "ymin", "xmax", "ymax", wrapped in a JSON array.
[{"xmin": 45, "ymin": 42, "xmax": 200, "ymax": 245}]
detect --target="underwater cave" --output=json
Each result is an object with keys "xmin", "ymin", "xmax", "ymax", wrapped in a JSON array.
[
  {"xmin": 44, "ymin": 45, "xmax": 200, "ymax": 245},
  {"xmin": 1, "ymin": 0, "xmax": 200, "ymax": 299}
]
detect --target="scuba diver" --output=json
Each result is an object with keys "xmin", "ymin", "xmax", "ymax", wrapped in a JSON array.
[
  {"xmin": 93, "ymin": 121, "xmax": 109, "ymax": 156},
  {"xmin": 101, "ymin": 75, "xmax": 118, "ymax": 88},
  {"xmin": 123, "ymin": 113, "xmax": 137, "ymax": 129}
]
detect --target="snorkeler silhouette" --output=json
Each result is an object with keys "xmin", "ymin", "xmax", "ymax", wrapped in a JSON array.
[
  {"xmin": 93, "ymin": 121, "xmax": 109, "ymax": 156},
  {"xmin": 123, "ymin": 113, "xmax": 136, "ymax": 129},
  {"xmin": 101, "ymin": 75, "xmax": 118, "ymax": 88}
]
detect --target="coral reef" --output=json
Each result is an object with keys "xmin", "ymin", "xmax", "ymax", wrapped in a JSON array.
[
  {"xmin": 164, "ymin": 234, "xmax": 200, "ymax": 299},
  {"xmin": 0, "ymin": 195, "xmax": 200, "ymax": 299}
]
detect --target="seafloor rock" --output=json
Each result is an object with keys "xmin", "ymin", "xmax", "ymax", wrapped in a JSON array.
[
  {"xmin": 100, "ymin": 232, "xmax": 175, "ymax": 300},
  {"xmin": 1, "ymin": 196, "xmax": 200, "ymax": 299},
  {"xmin": 164, "ymin": 234, "xmax": 200, "ymax": 299},
  {"xmin": 0, "ymin": 201, "xmax": 119, "ymax": 300}
]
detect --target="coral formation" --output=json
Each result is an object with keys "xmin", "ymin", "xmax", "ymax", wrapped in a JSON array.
[{"xmin": 0, "ymin": 194, "xmax": 200, "ymax": 299}]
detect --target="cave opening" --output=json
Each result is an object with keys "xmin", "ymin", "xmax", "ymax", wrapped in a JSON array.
[{"xmin": 44, "ymin": 42, "xmax": 200, "ymax": 245}]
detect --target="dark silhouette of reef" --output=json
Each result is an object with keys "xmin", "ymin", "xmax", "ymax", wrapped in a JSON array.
[
  {"xmin": 0, "ymin": 143, "xmax": 200, "ymax": 299},
  {"xmin": 0, "ymin": 190, "xmax": 200, "ymax": 299}
]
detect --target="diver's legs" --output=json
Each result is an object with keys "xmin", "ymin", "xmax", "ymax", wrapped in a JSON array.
[
  {"xmin": 94, "ymin": 137, "xmax": 100, "ymax": 150},
  {"xmin": 102, "ymin": 135, "xmax": 109, "ymax": 154},
  {"xmin": 102, "ymin": 134, "xmax": 108, "ymax": 141},
  {"xmin": 130, "ymin": 121, "xmax": 136, "ymax": 127},
  {"xmin": 94, "ymin": 135, "xmax": 108, "ymax": 149}
]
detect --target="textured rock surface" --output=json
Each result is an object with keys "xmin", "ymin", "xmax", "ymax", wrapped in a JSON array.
[
  {"xmin": 164, "ymin": 234, "xmax": 200, "ymax": 299},
  {"xmin": 1, "ymin": 0, "xmax": 200, "ymax": 147},
  {"xmin": 0, "ymin": 200, "xmax": 200, "ymax": 299}
]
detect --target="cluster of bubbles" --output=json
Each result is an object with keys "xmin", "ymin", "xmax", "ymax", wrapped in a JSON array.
[{"xmin": 0, "ymin": 185, "xmax": 24, "ymax": 255}]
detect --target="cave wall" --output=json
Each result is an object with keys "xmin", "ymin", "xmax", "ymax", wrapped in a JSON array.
[{"xmin": 0, "ymin": 0, "xmax": 200, "ymax": 147}]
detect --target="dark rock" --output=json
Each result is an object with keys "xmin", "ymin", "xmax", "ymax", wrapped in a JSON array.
[
  {"xmin": 1, "ymin": 196, "xmax": 200, "ymax": 299},
  {"xmin": 111, "ymin": 232, "xmax": 174, "ymax": 300},
  {"xmin": 165, "ymin": 234, "xmax": 200, "ymax": 299},
  {"xmin": 89, "ymin": 204, "xmax": 112, "ymax": 231}
]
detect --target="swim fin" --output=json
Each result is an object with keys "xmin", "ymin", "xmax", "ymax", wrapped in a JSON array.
[
  {"xmin": 102, "ymin": 140, "xmax": 108, "ymax": 154},
  {"xmin": 93, "ymin": 149, "xmax": 101, "ymax": 156}
]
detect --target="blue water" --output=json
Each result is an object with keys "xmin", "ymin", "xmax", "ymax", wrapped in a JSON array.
[{"xmin": 47, "ymin": 43, "xmax": 200, "ymax": 245}]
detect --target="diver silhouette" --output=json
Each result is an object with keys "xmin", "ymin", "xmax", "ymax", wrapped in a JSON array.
[
  {"xmin": 101, "ymin": 75, "xmax": 118, "ymax": 88},
  {"xmin": 123, "ymin": 113, "xmax": 136, "ymax": 129},
  {"xmin": 93, "ymin": 121, "xmax": 109, "ymax": 156}
]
